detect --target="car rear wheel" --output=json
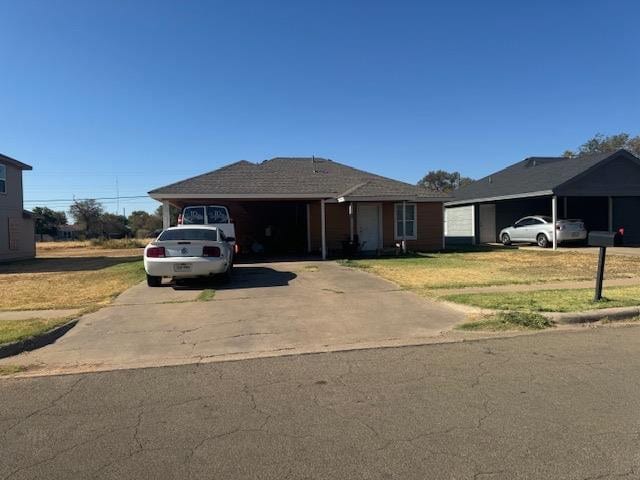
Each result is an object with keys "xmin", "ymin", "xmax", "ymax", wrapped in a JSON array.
[
  {"xmin": 147, "ymin": 274, "xmax": 162, "ymax": 287},
  {"xmin": 537, "ymin": 234, "xmax": 549, "ymax": 248},
  {"xmin": 501, "ymin": 233, "xmax": 511, "ymax": 246}
]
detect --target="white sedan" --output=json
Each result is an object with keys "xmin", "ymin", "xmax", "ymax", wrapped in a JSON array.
[
  {"xmin": 144, "ymin": 226, "xmax": 234, "ymax": 287},
  {"xmin": 500, "ymin": 215, "xmax": 587, "ymax": 248}
]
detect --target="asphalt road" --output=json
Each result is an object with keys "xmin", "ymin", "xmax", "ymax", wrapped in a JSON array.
[{"xmin": 2, "ymin": 325, "xmax": 640, "ymax": 480}]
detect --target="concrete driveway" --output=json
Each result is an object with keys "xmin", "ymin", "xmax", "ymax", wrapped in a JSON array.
[{"xmin": 1, "ymin": 261, "xmax": 464, "ymax": 374}]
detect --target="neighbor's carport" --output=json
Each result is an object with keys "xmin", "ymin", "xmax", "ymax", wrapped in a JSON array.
[{"xmin": 445, "ymin": 149, "xmax": 640, "ymax": 249}]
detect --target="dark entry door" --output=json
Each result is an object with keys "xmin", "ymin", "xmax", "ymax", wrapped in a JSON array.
[{"xmin": 613, "ymin": 197, "xmax": 640, "ymax": 246}]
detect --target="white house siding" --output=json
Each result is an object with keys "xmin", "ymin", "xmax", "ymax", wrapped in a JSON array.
[{"xmin": 444, "ymin": 205, "xmax": 474, "ymax": 247}]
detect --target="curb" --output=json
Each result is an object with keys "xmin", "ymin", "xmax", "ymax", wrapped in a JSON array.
[
  {"xmin": 0, "ymin": 319, "xmax": 78, "ymax": 359},
  {"xmin": 548, "ymin": 307, "xmax": 640, "ymax": 325}
]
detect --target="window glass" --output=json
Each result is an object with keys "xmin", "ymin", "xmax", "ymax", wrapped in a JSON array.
[
  {"xmin": 206, "ymin": 206, "xmax": 229, "ymax": 224},
  {"xmin": 0, "ymin": 164, "xmax": 5, "ymax": 194},
  {"xmin": 530, "ymin": 218, "xmax": 544, "ymax": 225},
  {"xmin": 540, "ymin": 216, "xmax": 552, "ymax": 223},
  {"xmin": 182, "ymin": 207, "xmax": 205, "ymax": 224},
  {"xmin": 395, "ymin": 203, "xmax": 417, "ymax": 239},
  {"xmin": 159, "ymin": 228, "xmax": 218, "ymax": 241},
  {"xmin": 515, "ymin": 218, "xmax": 531, "ymax": 227}
]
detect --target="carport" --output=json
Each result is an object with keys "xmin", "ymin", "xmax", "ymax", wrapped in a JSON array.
[{"xmin": 445, "ymin": 149, "xmax": 640, "ymax": 249}]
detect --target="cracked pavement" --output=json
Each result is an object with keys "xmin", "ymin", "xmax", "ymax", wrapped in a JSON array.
[
  {"xmin": 2, "ymin": 325, "xmax": 640, "ymax": 479},
  {"xmin": 0, "ymin": 261, "xmax": 463, "ymax": 375}
]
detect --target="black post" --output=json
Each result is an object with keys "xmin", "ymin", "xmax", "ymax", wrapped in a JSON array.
[{"xmin": 594, "ymin": 246, "xmax": 607, "ymax": 301}]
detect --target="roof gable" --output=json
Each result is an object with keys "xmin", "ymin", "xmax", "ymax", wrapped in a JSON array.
[{"xmin": 0, "ymin": 153, "xmax": 32, "ymax": 171}]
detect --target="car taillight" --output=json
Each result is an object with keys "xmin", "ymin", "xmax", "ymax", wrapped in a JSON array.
[
  {"xmin": 202, "ymin": 246, "xmax": 221, "ymax": 257},
  {"xmin": 146, "ymin": 246, "xmax": 166, "ymax": 258}
]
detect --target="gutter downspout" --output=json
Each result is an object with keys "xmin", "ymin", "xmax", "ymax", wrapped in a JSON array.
[
  {"xmin": 402, "ymin": 200, "xmax": 407, "ymax": 253},
  {"xmin": 552, "ymin": 195, "xmax": 558, "ymax": 250}
]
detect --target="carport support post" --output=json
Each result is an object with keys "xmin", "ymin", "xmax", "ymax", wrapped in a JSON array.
[
  {"xmin": 552, "ymin": 195, "xmax": 558, "ymax": 250},
  {"xmin": 162, "ymin": 201, "xmax": 171, "ymax": 229},
  {"xmin": 321, "ymin": 199, "xmax": 327, "ymax": 260}
]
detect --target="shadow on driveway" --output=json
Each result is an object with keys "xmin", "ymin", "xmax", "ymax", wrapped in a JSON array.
[{"xmin": 167, "ymin": 266, "xmax": 298, "ymax": 291}]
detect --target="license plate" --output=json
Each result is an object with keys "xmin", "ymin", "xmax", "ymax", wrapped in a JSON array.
[{"xmin": 173, "ymin": 263, "xmax": 192, "ymax": 273}]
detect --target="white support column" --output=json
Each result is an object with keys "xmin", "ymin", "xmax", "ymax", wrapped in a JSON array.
[
  {"xmin": 552, "ymin": 195, "xmax": 558, "ymax": 250},
  {"xmin": 608, "ymin": 196, "xmax": 613, "ymax": 232},
  {"xmin": 320, "ymin": 199, "xmax": 327, "ymax": 260},
  {"xmin": 349, "ymin": 202, "xmax": 354, "ymax": 242},
  {"xmin": 306, "ymin": 203, "xmax": 311, "ymax": 253},
  {"xmin": 402, "ymin": 200, "xmax": 407, "ymax": 253},
  {"xmin": 162, "ymin": 201, "xmax": 171, "ymax": 229}
]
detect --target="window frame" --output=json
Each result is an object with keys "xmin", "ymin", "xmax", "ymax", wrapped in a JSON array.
[
  {"xmin": 394, "ymin": 202, "xmax": 418, "ymax": 240},
  {"xmin": 0, "ymin": 164, "xmax": 6, "ymax": 195}
]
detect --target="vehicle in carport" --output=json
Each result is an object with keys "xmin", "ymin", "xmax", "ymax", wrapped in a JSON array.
[
  {"xmin": 500, "ymin": 215, "xmax": 587, "ymax": 248},
  {"xmin": 144, "ymin": 226, "xmax": 234, "ymax": 287},
  {"xmin": 178, "ymin": 205, "xmax": 236, "ymax": 244}
]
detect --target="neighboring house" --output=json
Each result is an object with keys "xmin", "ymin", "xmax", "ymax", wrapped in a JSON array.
[
  {"xmin": 149, "ymin": 157, "xmax": 448, "ymax": 258},
  {"xmin": 0, "ymin": 153, "xmax": 35, "ymax": 261},
  {"xmin": 444, "ymin": 149, "xmax": 640, "ymax": 248},
  {"xmin": 56, "ymin": 224, "xmax": 83, "ymax": 241}
]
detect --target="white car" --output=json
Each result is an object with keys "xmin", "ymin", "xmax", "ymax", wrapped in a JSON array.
[
  {"xmin": 144, "ymin": 226, "xmax": 234, "ymax": 287},
  {"xmin": 500, "ymin": 216, "xmax": 587, "ymax": 248}
]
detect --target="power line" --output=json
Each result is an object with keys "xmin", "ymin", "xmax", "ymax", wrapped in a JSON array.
[{"xmin": 23, "ymin": 194, "xmax": 150, "ymax": 203}]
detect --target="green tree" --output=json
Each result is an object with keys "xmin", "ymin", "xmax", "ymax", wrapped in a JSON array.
[
  {"xmin": 128, "ymin": 210, "xmax": 162, "ymax": 237},
  {"xmin": 100, "ymin": 213, "xmax": 128, "ymax": 237},
  {"xmin": 69, "ymin": 199, "xmax": 104, "ymax": 237},
  {"xmin": 32, "ymin": 206, "xmax": 68, "ymax": 237},
  {"xmin": 563, "ymin": 132, "xmax": 640, "ymax": 157},
  {"xmin": 417, "ymin": 170, "xmax": 474, "ymax": 192}
]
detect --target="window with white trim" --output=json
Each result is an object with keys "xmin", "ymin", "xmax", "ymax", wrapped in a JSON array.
[
  {"xmin": 0, "ymin": 164, "xmax": 5, "ymax": 194},
  {"xmin": 395, "ymin": 203, "xmax": 417, "ymax": 240}
]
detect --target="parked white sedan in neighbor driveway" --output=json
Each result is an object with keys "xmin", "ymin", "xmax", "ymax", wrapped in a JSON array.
[
  {"xmin": 500, "ymin": 215, "xmax": 587, "ymax": 248},
  {"xmin": 144, "ymin": 226, "xmax": 234, "ymax": 287}
]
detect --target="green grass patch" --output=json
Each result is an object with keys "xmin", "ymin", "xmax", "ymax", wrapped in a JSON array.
[
  {"xmin": 196, "ymin": 289, "xmax": 216, "ymax": 302},
  {"xmin": 0, "ymin": 364, "xmax": 29, "ymax": 376},
  {"xmin": 444, "ymin": 285, "xmax": 640, "ymax": 313},
  {"xmin": 457, "ymin": 311, "xmax": 553, "ymax": 331},
  {"xmin": 0, "ymin": 317, "xmax": 73, "ymax": 345}
]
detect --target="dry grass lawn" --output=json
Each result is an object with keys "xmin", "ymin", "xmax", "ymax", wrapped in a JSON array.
[
  {"xmin": 0, "ymin": 242, "xmax": 146, "ymax": 311},
  {"xmin": 341, "ymin": 249, "xmax": 640, "ymax": 291}
]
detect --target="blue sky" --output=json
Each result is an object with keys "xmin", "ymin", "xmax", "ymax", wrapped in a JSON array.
[{"xmin": 1, "ymin": 0, "xmax": 639, "ymax": 215}]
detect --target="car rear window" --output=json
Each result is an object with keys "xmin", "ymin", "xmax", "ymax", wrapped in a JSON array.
[
  {"xmin": 182, "ymin": 207, "xmax": 205, "ymax": 224},
  {"xmin": 207, "ymin": 206, "xmax": 229, "ymax": 224},
  {"xmin": 158, "ymin": 229, "xmax": 218, "ymax": 241}
]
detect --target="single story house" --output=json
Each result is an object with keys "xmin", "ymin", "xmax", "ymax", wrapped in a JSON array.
[
  {"xmin": 0, "ymin": 153, "xmax": 35, "ymax": 261},
  {"xmin": 149, "ymin": 157, "xmax": 448, "ymax": 258},
  {"xmin": 444, "ymin": 149, "xmax": 640, "ymax": 249}
]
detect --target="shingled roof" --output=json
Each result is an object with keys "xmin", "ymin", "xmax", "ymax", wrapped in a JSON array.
[
  {"xmin": 149, "ymin": 157, "xmax": 447, "ymax": 201},
  {"xmin": 447, "ymin": 149, "xmax": 640, "ymax": 205}
]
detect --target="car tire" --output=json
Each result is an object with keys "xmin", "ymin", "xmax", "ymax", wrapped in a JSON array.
[
  {"xmin": 146, "ymin": 274, "xmax": 162, "ymax": 287},
  {"xmin": 501, "ymin": 233, "xmax": 511, "ymax": 246},
  {"xmin": 537, "ymin": 234, "xmax": 549, "ymax": 248}
]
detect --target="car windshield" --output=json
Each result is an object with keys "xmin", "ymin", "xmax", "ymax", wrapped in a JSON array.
[
  {"xmin": 540, "ymin": 216, "xmax": 552, "ymax": 223},
  {"xmin": 158, "ymin": 229, "xmax": 218, "ymax": 241}
]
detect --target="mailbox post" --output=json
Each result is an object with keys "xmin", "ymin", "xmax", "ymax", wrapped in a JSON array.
[{"xmin": 588, "ymin": 230, "xmax": 623, "ymax": 301}]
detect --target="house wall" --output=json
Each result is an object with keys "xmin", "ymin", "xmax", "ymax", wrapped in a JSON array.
[{"xmin": 0, "ymin": 162, "xmax": 35, "ymax": 261}]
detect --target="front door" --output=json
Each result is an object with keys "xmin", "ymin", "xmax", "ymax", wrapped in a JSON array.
[
  {"xmin": 357, "ymin": 204, "xmax": 381, "ymax": 251},
  {"xmin": 479, "ymin": 204, "xmax": 496, "ymax": 243}
]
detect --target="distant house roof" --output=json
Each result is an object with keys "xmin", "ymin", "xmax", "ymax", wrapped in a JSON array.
[
  {"xmin": 149, "ymin": 157, "xmax": 447, "ymax": 202},
  {"xmin": 447, "ymin": 149, "xmax": 640, "ymax": 206},
  {"xmin": 0, "ymin": 153, "xmax": 32, "ymax": 170}
]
